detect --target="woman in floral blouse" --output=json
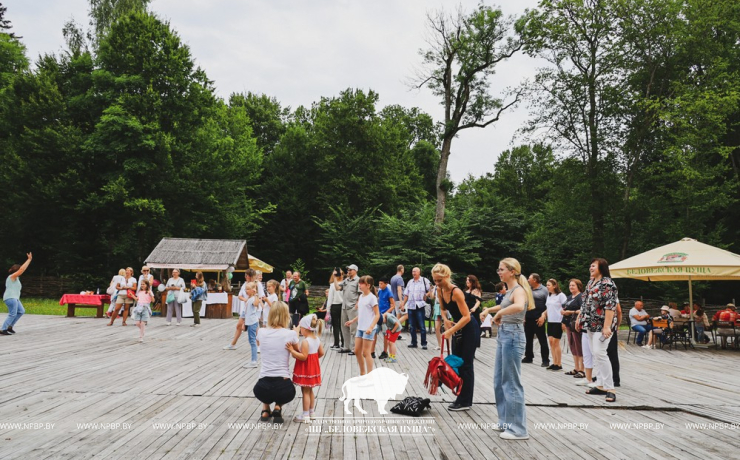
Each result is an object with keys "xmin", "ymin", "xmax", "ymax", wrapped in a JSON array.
[{"xmin": 578, "ymin": 258, "xmax": 618, "ymax": 403}]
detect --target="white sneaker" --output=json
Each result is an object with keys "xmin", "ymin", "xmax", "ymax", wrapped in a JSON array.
[
  {"xmin": 176, "ymin": 323, "xmax": 181, "ymax": 326},
  {"xmin": 293, "ymin": 415, "xmax": 310, "ymax": 424},
  {"xmin": 258, "ymin": 346, "xmax": 261, "ymax": 353},
  {"xmin": 165, "ymin": 322, "xmax": 172, "ymax": 326},
  {"xmin": 191, "ymin": 324, "xmax": 200, "ymax": 327},
  {"xmin": 223, "ymin": 345, "xmax": 236, "ymax": 350},
  {"xmin": 500, "ymin": 431, "xmax": 529, "ymax": 440},
  {"xmin": 575, "ymin": 378, "xmax": 591, "ymax": 386},
  {"xmin": 642, "ymin": 345, "xmax": 650, "ymax": 349},
  {"xmin": 138, "ymin": 337, "xmax": 144, "ymax": 343},
  {"xmin": 243, "ymin": 361, "xmax": 258, "ymax": 368}
]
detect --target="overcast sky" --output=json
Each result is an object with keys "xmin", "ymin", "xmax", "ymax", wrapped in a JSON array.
[{"xmin": 6, "ymin": 0, "xmax": 541, "ymax": 184}]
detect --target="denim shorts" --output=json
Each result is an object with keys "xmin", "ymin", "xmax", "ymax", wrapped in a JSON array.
[
  {"xmin": 132, "ymin": 305, "xmax": 151, "ymax": 322},
  {"xmin": 356, "ymin": 328, "xmax": 377, "ymax": 340}
]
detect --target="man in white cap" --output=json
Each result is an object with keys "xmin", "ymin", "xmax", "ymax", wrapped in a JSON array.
[{"xmin": 334, "ymin": 264, "xmax": 360, "ymax": 354}]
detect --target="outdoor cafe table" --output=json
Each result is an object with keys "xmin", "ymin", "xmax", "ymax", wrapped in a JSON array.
[{"xmin": 60, "ymin": 294, "xmax": 111, "ymax": 318}]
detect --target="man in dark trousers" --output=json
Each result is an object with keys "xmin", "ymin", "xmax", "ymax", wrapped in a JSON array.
[
  {"xmin": 607, "ymin": 300, "xmax": 622, "ymax": 387},
  {"xmin": 524, "ymin": 273, "xmax": 550, "ymax": 367}
]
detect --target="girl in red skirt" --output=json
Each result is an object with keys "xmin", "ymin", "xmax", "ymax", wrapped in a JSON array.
[{"xmin": 288, "ymin": 314, "xmax": 325, "ymax": 423}]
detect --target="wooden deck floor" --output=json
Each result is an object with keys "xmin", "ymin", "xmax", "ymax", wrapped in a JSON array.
[{"xmin": 1, "ymin": 315, "xmax": 739, "ymax": 459}]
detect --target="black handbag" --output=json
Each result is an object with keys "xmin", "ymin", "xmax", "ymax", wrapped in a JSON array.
[{"xmin": 390, "ymin": 397, "xmax": 431, "ymax": 417}]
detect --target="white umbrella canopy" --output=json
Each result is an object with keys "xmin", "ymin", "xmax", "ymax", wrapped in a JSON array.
[
  {"xmin": 611, "ymin": 238, "xmax": 740, "ymax": 344},
  {"xmin": 611, "ymin": 238, "xmax": 740, "ymax": 281}
]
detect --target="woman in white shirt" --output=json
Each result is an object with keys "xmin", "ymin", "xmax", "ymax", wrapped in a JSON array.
[
  {"xmin": 328, "ymin": 269, "xmax": 344, "ymax": 350},
  {"xmin": 109, "ymin": 267, "xmax": 137, "ymax": 326},
  {"xmin": 165, "ymin": 268, "xmax": 186, "ymax": 326},
  {"xmin": 540, "ymin": 279, "xmax": 567, "ymax": 371},
  {"xmin": 253, "ymin": 301, "xmax": 299, "ymax": 424}
]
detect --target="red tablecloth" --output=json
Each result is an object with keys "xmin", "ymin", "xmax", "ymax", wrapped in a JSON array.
[{"xmin": 59, "ymin": 294, "xmax": 111, "ymax": 306}]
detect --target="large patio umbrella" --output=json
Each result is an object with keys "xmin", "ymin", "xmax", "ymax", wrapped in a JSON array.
[{"xmin": 611, "ymin": 237, "xmax": 740, "ymax": 343}]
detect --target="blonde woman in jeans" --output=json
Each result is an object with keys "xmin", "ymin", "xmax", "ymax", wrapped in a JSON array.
[{"xmin": 480, "ymin": 257, "xmax": 534, "ymax": 441}]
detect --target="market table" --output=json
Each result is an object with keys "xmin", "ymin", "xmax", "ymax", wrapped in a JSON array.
[
  {"xmin": 60, "ymin": 294, "xmax": 111, "ymax": 318},
  {"xmin": 160, "ymin": 292, "xmax": 232, "ymax": 319}
]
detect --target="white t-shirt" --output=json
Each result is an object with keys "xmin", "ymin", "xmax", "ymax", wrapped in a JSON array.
[
  {"xmin": 263, "ymin": 293, "xmax": 278, "ymax": 324},
  {"xmin": 357, "ymin": 293, "xmax": 379, "ymax": 331},
  {"xmin": 257, "ymin": 328, "xmax": 299, "ymax": 379},
  {"xmin": 138, "ymin": 274, "xmax": 154, "ymax": 293},
  {"xmin": 629, "ymin": 307, "xmax": 648, "ymax": 327},
  {"xmin": 118, "ymin": 276, "xmax": 137, "ymax": 296},
  {"xmin": 546, "ymin": 292, "xmax": 567, "ymax": 323},
  {"xmin": 112, "ymin": 275, "xmax": 125, "ymax": 295},
  {"xmin": 166, "ymin": 277, "xmax": 185, "ymax": 295}
]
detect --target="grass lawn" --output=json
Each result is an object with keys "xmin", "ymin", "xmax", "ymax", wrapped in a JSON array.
[{"xmin": 0, "ymin": 298, "xmax": 68, "ymax": 316}]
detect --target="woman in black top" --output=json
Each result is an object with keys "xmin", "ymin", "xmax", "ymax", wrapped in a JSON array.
[
  {"xmin": 561, "ymin": 279, "xmax": 584, "ymax": 378},
  {"xmin": 433, "ymin": 263, "xmax": 480, "ymax": 411},
  {"xmin": 464, "ymin": 275, "xmax": 483, "ymax": 347}
]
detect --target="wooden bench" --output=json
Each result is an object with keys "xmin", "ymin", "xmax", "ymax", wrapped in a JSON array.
[{"xmin": 66, "ymin": 303, "xmax": 105, "ymax": 318}]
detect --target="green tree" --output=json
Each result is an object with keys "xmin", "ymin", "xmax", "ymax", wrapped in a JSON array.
[
  {"xmin": 414, "ymin": 3, "xmax": 522, "ymax": 224},
  {"xmin": 229, "ymin": 92, "xmax": 290, "ymax": 156},
  {"xmin": 88, "ymin": 0, "xmax": 150, "ymax": 47},
  {"xmin": 522, "ymin": 0, "xmax": 624, "ymax": 255}
]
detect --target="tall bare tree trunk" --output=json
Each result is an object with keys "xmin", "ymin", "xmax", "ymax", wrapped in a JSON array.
[{"xmin": 435, "ymin": 137, "xmax": 453, "ymax": 225}]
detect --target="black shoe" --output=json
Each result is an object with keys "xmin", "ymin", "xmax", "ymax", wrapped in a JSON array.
[
  {"xmin": 397, "ymin": 335, "xmax": 404, "ymax": 340},
  {"xmin": 592, "ymin": 377, "xmax": 597, "ymax": 382},
  {"xmin": 260, "ymin": 410, "xmax": 272, "ymax": 422},
  {"xmin": 378, "ymin": 352, "xmax": 388, "ymax": 360},
  {"xmin": 636, "ymin": 342, "xmax": 643, "ymax": 347},
  {"xmin": 408, "ymin": 344, "xmax": 418, "ymax": 348},
  {"xmin": 338, "ymin": 349, "xmax": 350, "ymax": 354},
  {"xmin": 521, "ymin": 358, "xmax": 533, "ymax": 363},
  {"xmin": 549, "ymin": 365, "xmax": 562, "ymax": 371},
  {"xmin": 447, "ymin": 403, "xmax": 471, "ymax": 411},
  {"xmin": 0, "ymin": 330, "xmax": 10, "ymax": 336},
  {"xmin": 546, "ymin": 364, "xmax": 556, "ymax": 370},
  {"xmin": 371, "ymin": 352, "xmax": 376, "ymax": 358},
  {"xmin": 422, "ymin": 345, "xmax": 427, "ymax": 350},
  {"xmin": 541, "ymin": 362, "xmax": 551, "ymax": 368},
  {"xmin": 271, "ymin": 409, "xmax": 284, "ymax": 424},
  {"xmin": 6, "ymin": 327, "xmax": 15, "ymax": 334},
  {"xmin": 614, "ymin": 383, "xmax": 621, "ymax": 387},
  {"xmin": 348, "ymin": 351, "xmax": 355, "ymax": 356},
  {"xmin": 330, "ymin": 345, "xmax": 340, "ymax": 349}
]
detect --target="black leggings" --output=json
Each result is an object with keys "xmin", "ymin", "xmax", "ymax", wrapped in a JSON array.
[
  {"xmin": 455, "ymin": 321, "xmax": 480, "ymax": 407},
  {"xmin": 253, "ymin": 377, "xmax": 296, "ymax": 406},
  {"xmin": 331, "ymin": 303, "xmax": 343, "ymax": 348}
]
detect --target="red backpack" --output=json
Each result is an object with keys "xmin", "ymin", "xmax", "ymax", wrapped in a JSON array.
[{"xmin": 424, "ymin": 340, "xmax": 463, "ymax": 396}]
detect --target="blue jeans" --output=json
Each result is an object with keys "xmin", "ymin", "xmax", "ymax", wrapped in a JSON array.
[
  {"xmin": 631, "ymin": 325, "xmax": 654, "ymax": 345},
  {"xmin": 2, "ymin": 298, "xmax": 25, "ymax": 330},
  {"xmin": 407, "ymin": 307, "xmax": 427, "ymax": 347},
  {"xmin": 494, "ymin": 323, "xmax": 528, "ymax": 437},
  {"xmin": 246, "ymin": 322, "xmax": 259, "ymax": 363},
  {"xmin": 695, "ymin": 324, "xmax": 706, "ymax": 342}
]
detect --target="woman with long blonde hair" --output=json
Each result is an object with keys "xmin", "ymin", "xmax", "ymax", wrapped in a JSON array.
[
  {"xmin": 480, "ymin": 257, "xmax": 533, "ymax": 440},
  {"xmin": 433, "ymin": 263, "xmax": 479, "ymax": 411}
]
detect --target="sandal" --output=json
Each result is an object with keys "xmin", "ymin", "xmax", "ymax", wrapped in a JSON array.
[
  {"xmin": 574, "ymin": 371, "xmax": 585, "ymax": 379},
  {"xmin": 606, "ymin": 392, "xmax": 616, "ymax": 403},
  {"xmin": 260, "ymin": 410, "xmax": 272, "ymax": 422},
  {"xmin": 565, "ymin": 369, "xmax": 578, "ymax": 375},
  {"xmin": 122, "ymin": 322, "xmax": 127, "ymax": 326},
  {"xmin": 586, "ymin": 387, "xmax": 607, "ymax": 395},
  {"xmin": 271, "ymin": 408, "xmax": 284, "ymax": 424}
]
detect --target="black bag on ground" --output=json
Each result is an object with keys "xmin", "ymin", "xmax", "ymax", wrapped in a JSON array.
[{"xmin": 390, "ymin": 397, "xmax": 431, "ymax": 417}]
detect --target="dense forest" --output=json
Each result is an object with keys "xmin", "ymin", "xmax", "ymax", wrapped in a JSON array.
[{"xmin": 1, "ymin": 0, "xmax": 739, "ymax": 302}]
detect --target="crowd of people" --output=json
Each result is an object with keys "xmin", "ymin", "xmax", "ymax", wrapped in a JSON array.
[{"xmin": 4, "ymin": 250, "xmax": 739, "ymax": 442}]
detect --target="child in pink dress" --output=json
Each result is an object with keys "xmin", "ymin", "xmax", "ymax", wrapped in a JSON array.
[
  {"xmin": 133, "ymin": 280, "xmax": 153, "ymax": 343},
  {"xmin": 288, "ymin": 314, "xmax": 325, "ymax": 423}
]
